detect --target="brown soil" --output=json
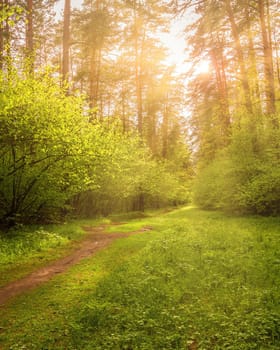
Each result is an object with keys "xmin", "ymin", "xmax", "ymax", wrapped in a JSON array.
[{"xmin": 0, "ymin": 224, "xmax": 151, "ymax": 306}]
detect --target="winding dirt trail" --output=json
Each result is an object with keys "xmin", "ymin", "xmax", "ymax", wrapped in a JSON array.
[{"xmin": 0, "ymin": 224, "xmax": 151, "ymax": 306}]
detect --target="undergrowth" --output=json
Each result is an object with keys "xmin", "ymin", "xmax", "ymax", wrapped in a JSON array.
[
  {"xmin": 0, "ymin": 220, "xmax": 101, "ymax": 286},
  {"xmin": 1, "ymin": 208, "xmax": 280, "ymax": 349},
  {"xmin": 72, "ymin": 210, "xmax": 280, "ymax": 349}
]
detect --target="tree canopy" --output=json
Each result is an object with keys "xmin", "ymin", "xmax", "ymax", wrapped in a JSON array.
[{"xmin": 0, "ymin": 0, "xmax": 279, "ymax": 228}]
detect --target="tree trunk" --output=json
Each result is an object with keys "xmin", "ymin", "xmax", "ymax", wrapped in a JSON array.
[
  {"xmin": 273, "ymin": 29, "xmax": 280, "ymax": 88},
  {"xmin": 133, "ymin": 1, "xmax": 144, "ymax": 135},
  {"xmin": 26, "ymin": 0, "xmax": 34, "ymax": 71},
  {"xmin": 134, "ymin": 38, "xmax": 143, "ymax": 135},
  {"xmin": 162, "ymin": 99, "xmax": 169, "ymax": 158},
  {"xmin": 225, "ymin": 0, "xmax": 252, "ymax": 114},
  {"xmin": 258, "ymin": 0, "xmax": 276, "ymax": 118},
  {"xmin": 89, "ymin": 48, "xmax": 102, "ymax": 113},
  {"xmin": 89, "ymin": 47, "xmax": 96, "ymax": 109},
  {"xmin": 121, "ymin": 80, "xmax": 128, "ymax": 132},
  {"xmin": 0, "ymin": 0, "xmax": 3, "ymax": 70},
  {"xmin": 62, "ymin": 0, "xmax": 70, "ymax": 85},
  {"xmin": 245, "ymin": 0, "xmax": 261, "ymax": 112},
  {"xmin": 4, "ymin": 0, "xmax": 11, "ymax": 73},
  {"xmin": 210, "ymin": 40, "xmax": 231, "ymax": 143}
]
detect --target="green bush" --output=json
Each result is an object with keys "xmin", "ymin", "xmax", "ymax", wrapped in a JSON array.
[
  {"xmin": 193, "ymin": 116, "xmax": 280, "ymax": 215},
  {"xmin": 0, "ymin": 70, "xmax": 122, "ymax": 225},
  {"xmin": 0, "ymin": 68, "xmax": 191, "ymax": 226}
]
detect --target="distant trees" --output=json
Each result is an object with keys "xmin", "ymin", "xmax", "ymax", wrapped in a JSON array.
[
  {"xmin": 0, "ymin": 0, "xmax": 58, "ymax": 71},
  {"xmin": 174, "ymin": 0, "xmax": 280, "ymax": 214},
  {"xmin": 60, "ymin": 0, "xmax": 190, "ymax": 166}
]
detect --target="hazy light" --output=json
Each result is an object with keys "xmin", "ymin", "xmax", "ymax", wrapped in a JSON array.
[
  {"xmin": 54, "ymin": 0, "xmax": 83, "ymax": 19},
  {"xmin": 196, "ymin": 60, "xmax": 210, "ymax": 74}
]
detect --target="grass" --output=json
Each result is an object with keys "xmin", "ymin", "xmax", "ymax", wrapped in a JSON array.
[
  {"xmin": 0, "ymin": 208, "xmax": 167, "ymax": 287},
  {"xmin": 1, "ymin": 207, "xmax": 280, "ymax": 349},
  {"xmin": 0, "ymin": 218, "xmax": 110, "ymax": 286}
]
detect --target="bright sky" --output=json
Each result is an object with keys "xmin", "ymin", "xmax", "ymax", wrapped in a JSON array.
[
  {"xmin": 53, "ymin": 1, "xmax": 202, "ymax": 75},
  {"xmin": 160, "ymin": 20, "xmax": 188, "ymax": 72}
]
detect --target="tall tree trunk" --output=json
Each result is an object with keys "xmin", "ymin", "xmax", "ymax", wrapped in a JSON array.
[
  {"xmin": 245, "ymin": 0, "xmax": 261, "ymax": 112},
  {"xmin": 0, "ymin": 0, "xmax": 3, "ymax": 70},
  {"xmin": 89, "ymin": 48, "xmax": 102, "ymax": 113},
  {"xmin": 4, "ymin": 0, "xmax": 11, "ymax": 73},
  {"xmin": 273, "ymin": 29, "xmax": 280, "ymax": 88},
  {"xmin": 225, "ymin": 0, "xmax": 252, "ymax": 114},
  {"xmin": 135, "ymin": 50, "xmax": 143, "ymax": 135},
  {"xmin": 121, "ymin": 80, "xmax": 128, "ymax": 132},
  {"xmin": 62, "ymin": 0, "xmax": 70, "ymax": 85},
  {"xmin": 210, "ymin": 39, "xmax": 231, "ymax": 144},
  {"xmin": 26, "ymin": 0, "xmax": 34, "ymax": 72},
  {"xmin": 134, "ymin": 38, "xmax": 143, "ymax": 134},
  {"xmin": 146, "ymin": 93, "xmax": 157, "ymax": 154},
  {"xmin": 89, "ymin": 47, "xmax": 96, "ymax": 109},
  {"xmin": 96, "ymin": 48, "xmax": 102, "ymax": 110},
  {"xmin": 89, "ymin": 1, "xmax": 102, "ymax": 113},
  {"xmin": 258, "ymin": 0, "xmax": 276, "ymax": 118},
  {"xmin": 133, "ymin": 1, "xmax": 144, "ymax": 135},
  {"xmin": 162, "ymin": 100, "xmax": 169, "ymax": 158}
]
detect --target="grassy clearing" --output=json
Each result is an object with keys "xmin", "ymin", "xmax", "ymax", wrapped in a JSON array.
[
  {"xmin": 0, "ymin": 218, "xmax": 110, "ymax": 286},
  {"xmin": 1, "ymin": 207, "xmax": 280, "ymax": 349}
]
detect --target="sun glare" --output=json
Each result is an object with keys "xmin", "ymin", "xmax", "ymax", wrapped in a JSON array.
[{"xmin": 196, "ymin": 60, "xmax": 210, "ymax": 74}]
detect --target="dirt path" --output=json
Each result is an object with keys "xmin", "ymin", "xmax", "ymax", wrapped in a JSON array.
[{"xmin": 0, "ymin": 224, "xmax": 151, "ymax": 306}]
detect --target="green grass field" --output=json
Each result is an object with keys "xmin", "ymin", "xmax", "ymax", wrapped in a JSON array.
[{"xmin": 1, "ymin": 207, "xmax": 280, "ymax": 349}]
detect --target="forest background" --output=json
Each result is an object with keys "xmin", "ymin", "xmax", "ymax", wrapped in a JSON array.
[{"xmin": 0, "ymin": 0, "xmax": 279, "ymax": 229}]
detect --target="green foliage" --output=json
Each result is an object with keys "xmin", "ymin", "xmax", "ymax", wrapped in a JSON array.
[
  {"xmin": 0, "ymin": 229, "xmax": 68, "ymax": 264},
  {"xmin": 0, "ymin": 69, "xmax": 96, "ymax": 225},
  {"xmin": 194, "ymin": 115, "xmax": 280, "ymax": 215},
  {"xmin": 237, "ymin": 165, "xmax": 280, "ymax": 215},
  {"xmin": 0, "ymin": 220, "xmax": 88, "ymax": 286},
  {"xmin": 0, "ymin": 67, "xmax": 190, "ymax": 227},
  {"xmin": 0, "ymin": 2, "xmax": 23, "ymax": 24},
  {"xmin": 193, "ymin": 156, "xmax": 232, "ymax": 210},
  {"xmin": 72, "ymin": 137, "xmax": 191, "ymax": 217}
]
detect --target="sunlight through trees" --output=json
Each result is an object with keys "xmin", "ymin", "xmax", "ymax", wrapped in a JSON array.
[{"xmin": 0, "ymin": 0, "xmax": 280, "ymax": 226}]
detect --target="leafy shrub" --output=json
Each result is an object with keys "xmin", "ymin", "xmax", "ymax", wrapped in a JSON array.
[
  {"xmin": 0, "ymin": 70, "xmax": 95, "ymax": 225},
  {"xmin": 194, "ymin": 116, "xmax": 280, "ymax": 215}
]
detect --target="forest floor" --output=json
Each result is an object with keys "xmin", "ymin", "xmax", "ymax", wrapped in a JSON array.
[
  {"xmin": 0, "ymin": 207, "xmax": 280, "ymax": 349},
  {"xmin": 0, "ymin": 224, "xmax": 151, "ymax": 305}
]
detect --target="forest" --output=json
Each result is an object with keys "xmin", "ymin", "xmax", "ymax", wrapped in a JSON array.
[
  {"xmin": 0, "ymin": 0, "xmax": 279, "ymax": 227},
  {"xmin": 0, "ymin": 1, "xmax": 280, "ymax": 349}
]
